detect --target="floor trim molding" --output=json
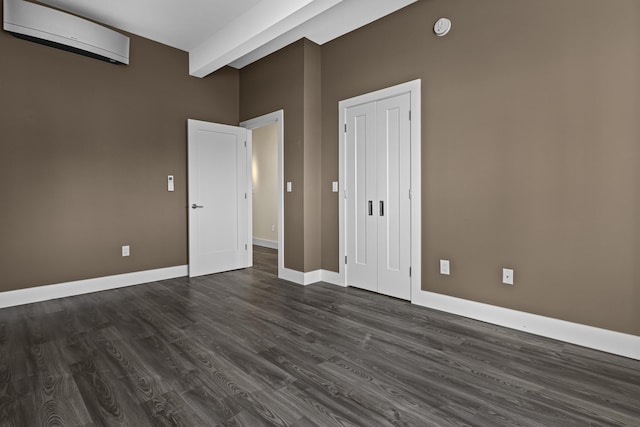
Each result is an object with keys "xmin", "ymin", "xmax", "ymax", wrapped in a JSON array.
[
  {"xmin": 0, "ymin": 265, "xmax": 188, "ymax": 309},
  {"xmin": 279, "ymin": 267, "xmax": 309, "ymax": 285},
  {"xmin": 320, "ymin": 270, "xmax": 344, "ymax": 286},
  {"xmin": 412, "ymin": 290, "xmax": 640, "ymax": 360},
  {"xmin": 277, "ymin": 269, "xmax": 348, "ymax": 287},
  {"xmin": 279, "ymin": 268, "xmax": 331, "ymax": 286},
  {"xmin": 253, "ymin": 238, "xmax": 278, "ymax": 249}
]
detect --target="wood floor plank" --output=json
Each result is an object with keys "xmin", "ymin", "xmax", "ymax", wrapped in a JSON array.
[
  {"xmin": 139, "ymin": 389, "xmax": 208, "ymax": 426},
  {"xmin": 179, "ymin": 376, "xmax": 241, "ymax": 423},
  {"xmin": 25, "ymin": 374, "xmax": 92, "ymax": 426},
  {"xmin": 0, "ymin": 246, "xmax": 638, "ymax": 426},
  {"xmin": 70, "ymin": 358, "xmax": 153, "ymax": 426}
]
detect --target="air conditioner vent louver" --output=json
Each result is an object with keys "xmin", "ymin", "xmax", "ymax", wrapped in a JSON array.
[{"xmin": 3, "ymin": 0, "xmax": 129, "ymax": 65}]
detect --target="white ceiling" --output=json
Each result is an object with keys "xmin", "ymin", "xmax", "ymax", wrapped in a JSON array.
[{"xmin": 36, "ymin": 0, "xmax": 416, "ymax": 77}]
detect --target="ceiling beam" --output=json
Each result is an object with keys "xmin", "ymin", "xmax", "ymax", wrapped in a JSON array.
[
  {"xmin": 228, "ymin": 0, "xmax": 417, "ymax": 70},
  {"xmin": 189, "ymin": 0, "xmax": 342, "ymax": 78}
]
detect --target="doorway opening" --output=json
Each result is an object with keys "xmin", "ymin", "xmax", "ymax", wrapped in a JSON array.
[
  {"xmin": 240, "ymin": 110, "xmax": 284, "ymax": 279},
  {"xmin": 251, "ymin": 123, "xmax": 278, "ymax": 250}
]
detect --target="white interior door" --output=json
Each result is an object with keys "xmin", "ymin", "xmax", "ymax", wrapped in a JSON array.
[
  {"xmin": 345, "ymin": 92, "xmax": 411, "ymax": 300},
  {"xmin": 188, "ymin": 119, "xmax": 252, "ymax": 277}
]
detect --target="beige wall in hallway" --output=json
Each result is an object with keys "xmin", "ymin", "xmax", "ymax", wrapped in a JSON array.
[{"xmin": 252, "ymin": 123, "xmax": 278, "ymax": 244}]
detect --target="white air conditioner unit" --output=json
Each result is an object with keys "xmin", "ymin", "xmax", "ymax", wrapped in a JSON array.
[{"xmin": 3, "ymin": 0, "xmax": 129, "ymax": 64}]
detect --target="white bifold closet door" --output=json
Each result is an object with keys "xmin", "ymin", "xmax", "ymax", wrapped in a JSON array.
[{"xmin": 345, "ymin": 92, "xmax": 411, "ymax": 300}]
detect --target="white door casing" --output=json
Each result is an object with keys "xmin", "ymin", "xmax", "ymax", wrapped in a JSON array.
[
  {"xmin": 339, "ymin": 80, "xmax": 421, "ymax": 302},
  {"xmin": 188, "ymin": 119, "xmax": 252, "ymax": 277}
]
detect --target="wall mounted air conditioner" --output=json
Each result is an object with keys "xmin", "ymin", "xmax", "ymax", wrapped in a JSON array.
[{"xmin": 3, "ymin": 0, "xmax": 129, "ymax": 64}]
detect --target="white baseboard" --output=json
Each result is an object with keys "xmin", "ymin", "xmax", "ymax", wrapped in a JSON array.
[
  {"xmin": 253, "ymin": 238, "xmax": 278, "ymax": 249},
  {"xmin": 278, "ymin": 268, "xmax": 322, "ymax": 286},
  {"xmin": 278, "ymin": 268, "xmax": 343, "ymax": 286},
  {"xmin": 0, "ymin": 265, "xmax": 188, "ymax": 309},
  {"xmin": 412, "ymin": 290, "xmax": 640, "ymax": 360},
  {"xmin": 320, "ymin": 270, "xmax": 344, "ymax": 286},
  {"xmin": 279, "ymin": 267, "xmax": 306, "ymax": 285},
  {"xmin": 303, "ymin": 270, "xmax": 322, "ymax": 285}
]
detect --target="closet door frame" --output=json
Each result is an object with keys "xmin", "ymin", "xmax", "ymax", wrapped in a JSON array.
[{"xmin": 338, "ymin": 79, "xmax": 422, "ymax": 302}]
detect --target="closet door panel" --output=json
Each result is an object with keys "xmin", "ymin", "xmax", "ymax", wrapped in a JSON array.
[
  {"xmin": 376, "ymin": 93, "xmax": 411, "ymax": 300},
  {"xmin": 346, "ymin": 101, "xmax": 377, "ymax": 292}
]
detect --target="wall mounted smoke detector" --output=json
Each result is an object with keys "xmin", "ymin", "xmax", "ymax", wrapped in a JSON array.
[{"xmin": 434, "ymin": 17, "xmax": 452, "ymax": 37}]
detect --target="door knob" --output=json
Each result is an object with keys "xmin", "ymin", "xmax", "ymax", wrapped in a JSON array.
[{"xmin": 191, "ymin": 204, "xmax": 204, "ymax": 209}]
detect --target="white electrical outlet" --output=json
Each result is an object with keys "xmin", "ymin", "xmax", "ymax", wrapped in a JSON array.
[
  {"xmin": 503, "ymin": 268, "xmax": 514, "ymax": 285},
  {"xmin": 167, "ymin": 175, "xmax": 174, "ymax": 192},
  {"xmin": 440, "ymin": 259, "xmax": 450, "ymax": 275},
  {"xmin": 122, "ymin": 245, "xmax": 130, "ymax": 257},
  {"xmin": 271, "ymin": 224, "xmax": 275, "ymax": 232},
  {"xmin": 286, "ymin": 181, "xmax": 292, "ymax": 192},
  {"xmin": 332, "ymin": 181, "xmax": 339, "ymax": 192}
]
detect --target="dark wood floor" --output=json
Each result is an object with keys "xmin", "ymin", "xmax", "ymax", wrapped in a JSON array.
[{"xmin": 0, "ymin": 246, "xmax": 638, "ymax": 426}]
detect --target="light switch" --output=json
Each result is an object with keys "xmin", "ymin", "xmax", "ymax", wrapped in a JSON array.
[
  {"xmin": 167, "ymin": 175, "xmax": 174, "ymax": 192},
  {"xmin": 332, "ymin": 181, "xmax": 339, "ymax": 193},
  {"xmin": 440, "ymin": 259, "xmax": 450, "ymax": 275},
  {"xmin": 287, "ymin": 181, "xmax": 292, "ymax": 192}
]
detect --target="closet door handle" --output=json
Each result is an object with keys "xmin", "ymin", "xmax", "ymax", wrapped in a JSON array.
[
  {"xmin": 379, "ymin": 200, "xmax": 384, "ymax": 216},
  {"xmin": 368, "ymin": 201, "xmax": 373, "ymax": 216}
]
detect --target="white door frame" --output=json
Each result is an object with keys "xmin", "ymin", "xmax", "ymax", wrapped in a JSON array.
[
  {"xmin": 240, "ymin": 110, "xmax": 285, "ymax": 279},
  {"xmin": 338, "ymin": 80, "xmax": 422, "ymax": 301}
]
